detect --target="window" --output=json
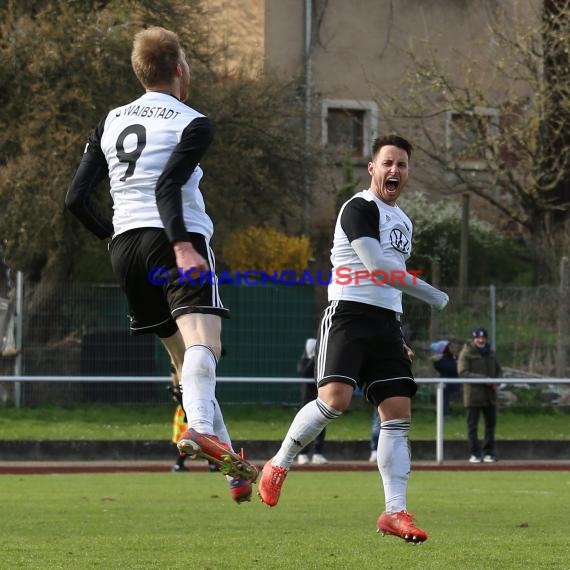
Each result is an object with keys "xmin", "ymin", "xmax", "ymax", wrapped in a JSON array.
[
  {"xmin": 446, "ymin": 107, "xmax": 499, "ymax": 170},
  {"xmin": 322, "ymin": 99, "xmax": 378, "ymax": 158},
  {"xmin": 327, "ymin": 108, "xmax": 365, "ymax": 156}
]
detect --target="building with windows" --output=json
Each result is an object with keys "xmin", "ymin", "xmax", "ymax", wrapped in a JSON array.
[{"xmin": 205, "ymin": 0, "xmax": 547, "ymax": 237}]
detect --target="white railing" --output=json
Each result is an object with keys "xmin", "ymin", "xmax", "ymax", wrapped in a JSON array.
[
  {"xmin": 1, "ymin": 375, "xmax": 569, "ymax": 464},
  {"xmin": 427, "ymin": 377, "xmax": 570, "ymax": 463}
]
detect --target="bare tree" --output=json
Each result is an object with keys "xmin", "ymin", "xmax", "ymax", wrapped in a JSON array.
[{"xmin": 378, "ymin": 0, "xmax": 570, "ymax": 282}]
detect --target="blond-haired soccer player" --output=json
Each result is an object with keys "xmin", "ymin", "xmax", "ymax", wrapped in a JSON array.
[{"xmin": 66, "ymin": 26, "xmax": 257, "ymax": 503}]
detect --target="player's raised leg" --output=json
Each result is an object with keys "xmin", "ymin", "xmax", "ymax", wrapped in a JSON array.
[
  {"xmin": 258, "ymin": 382, "xmax": 347, "ymax": 506},
  {"xmin": 175, "ymin": 313, "xmax": 258, "ymax": 482}
]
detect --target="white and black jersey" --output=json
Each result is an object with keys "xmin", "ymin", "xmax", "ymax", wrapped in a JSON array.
[
  {"xmin": 328, "ymin": 189, "xmax": 413, "ymax": 313},
  {"xmin": 66, "ymin": 91, "xmax": 214, "ymax": 243}
]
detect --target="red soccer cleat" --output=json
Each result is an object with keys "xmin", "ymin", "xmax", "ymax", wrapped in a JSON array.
[
  {"xmin": 376, "ymin": 511, "xmax": 428, "ymax": 544},
  {"xmin": 257, "ymin": 459, "xmax": 288, "ymax": 507},
  {"xmin": 229, "ymin": 477, "xmax": 253, "ymax": 504},
  {"xmin": 177, "ymin": 428, "xmax": 258, "ymax": 482}
]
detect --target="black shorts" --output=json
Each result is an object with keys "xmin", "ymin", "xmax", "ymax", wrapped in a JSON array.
[
  {"xmin": 315, "ymin": 300, "xmax": 417, "ymax": 406},
  {"xmin": 109, "ymin": 228, "xmax": 229, "ymax": 337}
]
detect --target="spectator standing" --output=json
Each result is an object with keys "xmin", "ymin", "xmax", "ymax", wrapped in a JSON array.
[
  {"xmin": 430, "ymin": 340, "xmax": 460, "ymax": 416},
  {"xmin": 458, "ymin": 328, "xmax": 502, "ymax": 463}
]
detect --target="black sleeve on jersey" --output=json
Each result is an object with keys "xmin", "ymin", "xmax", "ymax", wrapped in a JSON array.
[
  {"xmin": 155, "ymin": 116, "xmax": 214, "ymax": 243},
  {"xmin": 65, "ymin": 120, "xmax": 114, "ymax": 240},
  {"xmin": 340, "ymin": 197, "xmax": 380, "ymax": 242}
]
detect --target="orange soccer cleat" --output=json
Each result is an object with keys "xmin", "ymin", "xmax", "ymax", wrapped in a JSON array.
[
  {"xmin": 376, "ymin": 511, "xmax": 428, "ymax": 544},
  {"xmin": 228, "ymin": 477, "xmax": 253, "ymax": 504},
  {"xmin": 257, "ymin": 459, "xmax": 289, "ymax": 507},
  {"xmin": 177, "ymin": 428, "xmax": 258, "ymax": 482}
]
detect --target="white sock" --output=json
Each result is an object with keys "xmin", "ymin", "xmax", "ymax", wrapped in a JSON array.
[
  {"xmin": 213, "ymin": 399, "xmax": 232, "ymax": 449},
  {"xmin": 181, "ymin": 345, "xmax": 217, "ymax": 434},
  {"xmin": 378, "ymin": 418, "xmax": 411, "ymax": 513},
  {"xmin": 273, "ymin": 398, "xmax": 342, "ymax": 469}
]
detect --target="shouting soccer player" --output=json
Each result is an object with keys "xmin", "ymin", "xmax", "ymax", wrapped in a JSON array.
[{"xmin": 258, "ymin": 134, "xmax": 449, "ymax": 542}]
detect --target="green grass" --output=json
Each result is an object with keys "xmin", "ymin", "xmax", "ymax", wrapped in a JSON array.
[
  {"xmin": 0, "ymin": 471, "xmax": 568, "ymax": 569},
  {"xmin": 0, "ymin": 403, "xmax": 568, "ymax": 441}
]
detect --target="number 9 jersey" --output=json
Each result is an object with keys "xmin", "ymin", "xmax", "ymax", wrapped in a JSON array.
[{"xmin": 68, "ymin": 91, "xmax": 214, "ymax": 243}]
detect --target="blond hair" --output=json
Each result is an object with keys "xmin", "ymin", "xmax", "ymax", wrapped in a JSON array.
[{"xmin": 131, "ymin": 26, "xmax": 182, "ymax": 88}]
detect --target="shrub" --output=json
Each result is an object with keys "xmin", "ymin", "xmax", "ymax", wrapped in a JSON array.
[{"xmin": 222, "ymin": 226, "xmax": 311, "ymax": 275}]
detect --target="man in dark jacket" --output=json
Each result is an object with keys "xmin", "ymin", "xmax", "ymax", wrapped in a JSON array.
[{"xmin": 458, "ymin": 327, "xmax": 502, "ymax": 463}]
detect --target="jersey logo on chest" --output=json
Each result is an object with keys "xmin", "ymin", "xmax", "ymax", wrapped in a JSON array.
[{"xmin": 389, "ymin": 228, "xmax": 411, "ymax": 254}]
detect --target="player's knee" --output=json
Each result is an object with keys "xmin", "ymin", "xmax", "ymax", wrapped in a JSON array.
[
  {"xmin": 317, "ymin": 382, "xmax": 353, "ymax": 411},
  {"xmin": 380, "ymin": 418, "xmax": 411, "ymax": 433},
  {"xmin": 184, "ymin": 344, "xmax": 217, "ymax": 378},
  {"xmin": 378, "ymin": 395, "xmax": 412, "ymax": 420},
  {"xmin": 316, "ymin": 397, "xmax": 343, "ymax": 420}
]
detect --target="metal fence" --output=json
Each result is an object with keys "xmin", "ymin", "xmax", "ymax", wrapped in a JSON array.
[
  {"xmin": 2, "ymin": 374, "xmax": 568, "ymax": 464},
  {"xmin": 1, "ymin": 274, "xmax": 569, "ymax": 407}
]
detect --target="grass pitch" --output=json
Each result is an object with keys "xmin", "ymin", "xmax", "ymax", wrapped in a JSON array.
[
  {"xmin": 1, "ymin": 404, "xmax": 569, "ymax": 440},
  {"xmin": 0, "ymin": 470, "xmax": 568, "ymax": 569}
]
